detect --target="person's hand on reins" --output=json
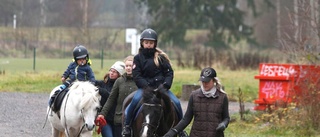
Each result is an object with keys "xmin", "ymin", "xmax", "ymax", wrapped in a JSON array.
[
  {"xmin": 95, "ymin": 115, "xmax": 107, "ymax": 134},
  {"xmin": 61, "ymin": 77, "xmax": 66, "ymax": 83},
  {"xmin": 154, "ymin": 82, "xmax": 168, "ymax": 95}
]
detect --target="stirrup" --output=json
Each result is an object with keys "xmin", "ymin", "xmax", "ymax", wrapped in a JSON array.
[{"xmin": 122, "ymin": 126, "xmax": 131, "ymax": 137}]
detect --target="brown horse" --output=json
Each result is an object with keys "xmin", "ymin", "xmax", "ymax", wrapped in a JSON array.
[{"xmin": 122, "ymin": 86, "xmax": 179, "ymax": 137}]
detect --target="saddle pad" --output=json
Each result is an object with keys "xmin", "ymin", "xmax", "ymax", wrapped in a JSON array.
[
  {"xmin": 133, "ymin": 100, "xmax": 143, "ymax": 121},
  {"xmin": 52, "ymin": 89, "xmax": 69, "ymax": 112}
]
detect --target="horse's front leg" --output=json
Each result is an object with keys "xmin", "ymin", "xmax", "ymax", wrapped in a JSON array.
[
  {"xmin": 64, "ymin": 129, "xmax": 77, "ymax": 137},
  {"xmin": 64, "ymin": 127, "xmax": 78, "ymax": 137},
  {"xmin": 52, "ymin": 127, "xmax": 60, "ymax": 137}
]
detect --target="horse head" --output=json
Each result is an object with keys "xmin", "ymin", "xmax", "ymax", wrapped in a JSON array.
[
  {"xmin": 124, "ymin": 85, "xmax": 179, "ymax": 137},
  {"xmin": 139, "ymin": 86, "xmax": 166, "ymax": 137},
  {"xmin": 48, "ymin": 81, "xmax": 101, "ymax": 136},
  {"xmin": 77, "ymin": 82, "xmax": 101, "ymax": 131}
]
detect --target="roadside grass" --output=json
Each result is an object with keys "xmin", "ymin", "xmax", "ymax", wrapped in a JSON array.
[
  {"xmin": 0, "ymin": 58, "xmax": 118, "ymax": 92},
  {"xmin": 0, "ymin": 58, "xmax": 259, "ymax": 102},
  {"xmin": 228, "ymin": 118, "xmax": 320, "ymax": 137}
]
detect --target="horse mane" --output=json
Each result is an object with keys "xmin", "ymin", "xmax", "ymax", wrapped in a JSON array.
[
  {"xmin": 69, "ymin": 81, "xmax": 98, "ymax": 93},
  {"xmin": 142, "ymin": 86, "xmax": 172, "ymax": 111},
  {"xmin": 69, "ymin": 81, "xmax": 100, "ymax": 110},
  {"xmin": 80, "ymin": 93, "xmax": 99, "ymax": 110},
  {"xmin": 142, "ymin": 87, "xmax": 161, "ymax": 104}
]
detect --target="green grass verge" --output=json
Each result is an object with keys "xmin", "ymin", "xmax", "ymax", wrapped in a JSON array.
[{"xmin": 0, "ymin": 58, "xmax": 259, "ymax": 102}]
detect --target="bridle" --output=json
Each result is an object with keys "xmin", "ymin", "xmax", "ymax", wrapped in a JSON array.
[
  {"xmin": 76, "ymin": 109, "xmax": 87, "ymax": 137},
  {"xmin": 141, "ymin": 103, "xmax": 163, "ymax": 137}
]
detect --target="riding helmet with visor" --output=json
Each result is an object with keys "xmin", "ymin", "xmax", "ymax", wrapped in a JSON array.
[
  {"xmin": 140, "ymin": 28, "xmax": 158, "ymax": 48},
  {"xmin": 73, "ymin": 45, "xmax": 88, "ymax": 60}
]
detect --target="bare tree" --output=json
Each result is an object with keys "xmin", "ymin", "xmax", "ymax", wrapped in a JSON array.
[
  {"xmin": 279, "ymin": 0, "xmax": 320, "ymax": 130},
  {"xmin": 279, "ymin": 0, "xmax": 320, "ymax": 64}
]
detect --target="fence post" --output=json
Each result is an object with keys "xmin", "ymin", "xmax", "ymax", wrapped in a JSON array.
[
  {"xmin": 181, "ymin": 84, "xmax": 200, "ymax": 101},
  {"xmin": 33, "ymin": 47, "xmax": 36, "ymax": 71}
]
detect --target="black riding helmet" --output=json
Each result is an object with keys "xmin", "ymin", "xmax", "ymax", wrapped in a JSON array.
[
  {"xmin": 140, "ymin": 28, "xmax": 157, "ymax": 48},
  {"xmin": 73, "ymin": 45, "xmax": 89, "ymax": 60}
]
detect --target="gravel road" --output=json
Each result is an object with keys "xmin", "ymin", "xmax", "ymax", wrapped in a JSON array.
[{"xmin": 0, "ymin": 92, "xmax": 255, "ymax": 137}]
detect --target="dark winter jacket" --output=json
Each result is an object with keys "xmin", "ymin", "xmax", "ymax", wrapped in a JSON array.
[
  {"xmin": 62, "ymin": 61, "xmax": 95, "ymax": 83},
  {"xmin": 95, "ymin": 77, "xmax": 116, "ymax": 123},
  {"xmin": 173, "ymin": 88, "xmax": 230, "ymax": 137},
  {"xmin": 99, "ymin": 73, "xmax": 138, "ymax": 125},
  {"xmin": 132, "ymin": 51, "xmax": 173, "ymax": 89}
]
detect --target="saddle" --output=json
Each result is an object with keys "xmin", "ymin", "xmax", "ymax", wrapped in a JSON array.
[
  {"xmin": 52, "ymin": 88, "xmax": 69, "ymax": 113},
  {"xmin": 122, "ymin": 91, "xmax": 144, "ymax": 124}
]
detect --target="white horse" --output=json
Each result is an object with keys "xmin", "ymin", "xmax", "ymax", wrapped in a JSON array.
[{"xmin": 47, "ymin": 81, "xmax": 101, "ymax": 137}]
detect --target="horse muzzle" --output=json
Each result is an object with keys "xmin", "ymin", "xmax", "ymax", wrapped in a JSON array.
[{"xmin": 86, "ymin": 124, "xmax": 95, "ymax": 131}]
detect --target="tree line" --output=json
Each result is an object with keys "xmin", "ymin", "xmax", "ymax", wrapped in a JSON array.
[{"xmin": 0, "ymin": 0, "xmax": 276, "ymax": 69}]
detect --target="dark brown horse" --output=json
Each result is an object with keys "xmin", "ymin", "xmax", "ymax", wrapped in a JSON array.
[{"xmin": 122, "ymin": 86, "xmax": 179, "ymax": 137}]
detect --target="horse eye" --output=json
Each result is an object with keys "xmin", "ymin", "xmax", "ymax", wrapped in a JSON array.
[{"xmin": 96, "ymin": 107, "xmax": 101, "ymax": 111}]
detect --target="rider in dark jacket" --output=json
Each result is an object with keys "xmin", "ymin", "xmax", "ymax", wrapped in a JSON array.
[
  {"xmin": 49, "ymin": 45, "xmax": 95, "ymax": 107},
  {"xmin": 122, "ymin": 28, "xmax": 186, "ymax": 137}
]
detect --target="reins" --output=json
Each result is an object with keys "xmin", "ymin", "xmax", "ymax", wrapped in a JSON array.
[
  {"xmin": 42, "ymin": 107, "xmax": 50, "ymax": 128},
  {"xmin": 77, "ymin": 109, "xmax": 86, "ymax": 137},
  {"xmin": 63, "ymin": 92, "xmax": 72, "ymax": 136}
]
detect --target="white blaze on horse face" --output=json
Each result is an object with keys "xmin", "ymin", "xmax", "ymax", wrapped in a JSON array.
[
  {"xmin": 141, "ymin": 114, "xmax": 150, "ymax": 137},
  {"xmin": 83, "ymin": 107, "xmax": 98, "ymax": 131}
]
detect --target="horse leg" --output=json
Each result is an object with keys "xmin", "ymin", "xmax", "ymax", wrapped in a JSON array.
[
  {"xmin": 59, "ymin": 131, "xmax": 66, "ymax": 137},
  {"xmin": 66, "ymin": 127, "xmax": 79, "ymax": 137},
  {"xmin": 52, "ymin": 127, "xmax": 61, "ymax": 137}
]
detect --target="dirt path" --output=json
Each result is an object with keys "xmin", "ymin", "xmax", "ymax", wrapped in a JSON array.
[
  {"xmin": 0, "ymin": 92, "xmax": 255, "ymax": 137},
  {"xmin": 0, "ymin": 92, "xmax": 51, "ymax": 137}
]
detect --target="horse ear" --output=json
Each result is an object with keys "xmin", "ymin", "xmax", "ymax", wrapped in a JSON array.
[
  {"xmin": 94, "ymin": 87, "xmax": 99, "ymax": 93},
  {"xmin": 153, "ymin": 88, "xmax": 162, "ymax": 98},
  {"xmin": 157, "ymin": 84, "xmax": 168, "ymax": 95}
]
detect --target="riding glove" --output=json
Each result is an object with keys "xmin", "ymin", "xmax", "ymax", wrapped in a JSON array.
[
  {"xmin": 216, "ymin": 122, "xmax": 226, "ymax": 131},
  {"xmin": 155, "ymin": 83, "xmax": 168, "ymax": 94},
  {"xmin": 95, "ymin": 117, "xmax": 107, "ymax": 134}
]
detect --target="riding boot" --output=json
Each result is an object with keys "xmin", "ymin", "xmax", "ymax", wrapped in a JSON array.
[
  {"xmin": 122, "ymin": 125, "xmax": 131, "ymax": 137},
  {"xmin": 49, "ymin": 84, "xmax": 67, "ymax": 107}
]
